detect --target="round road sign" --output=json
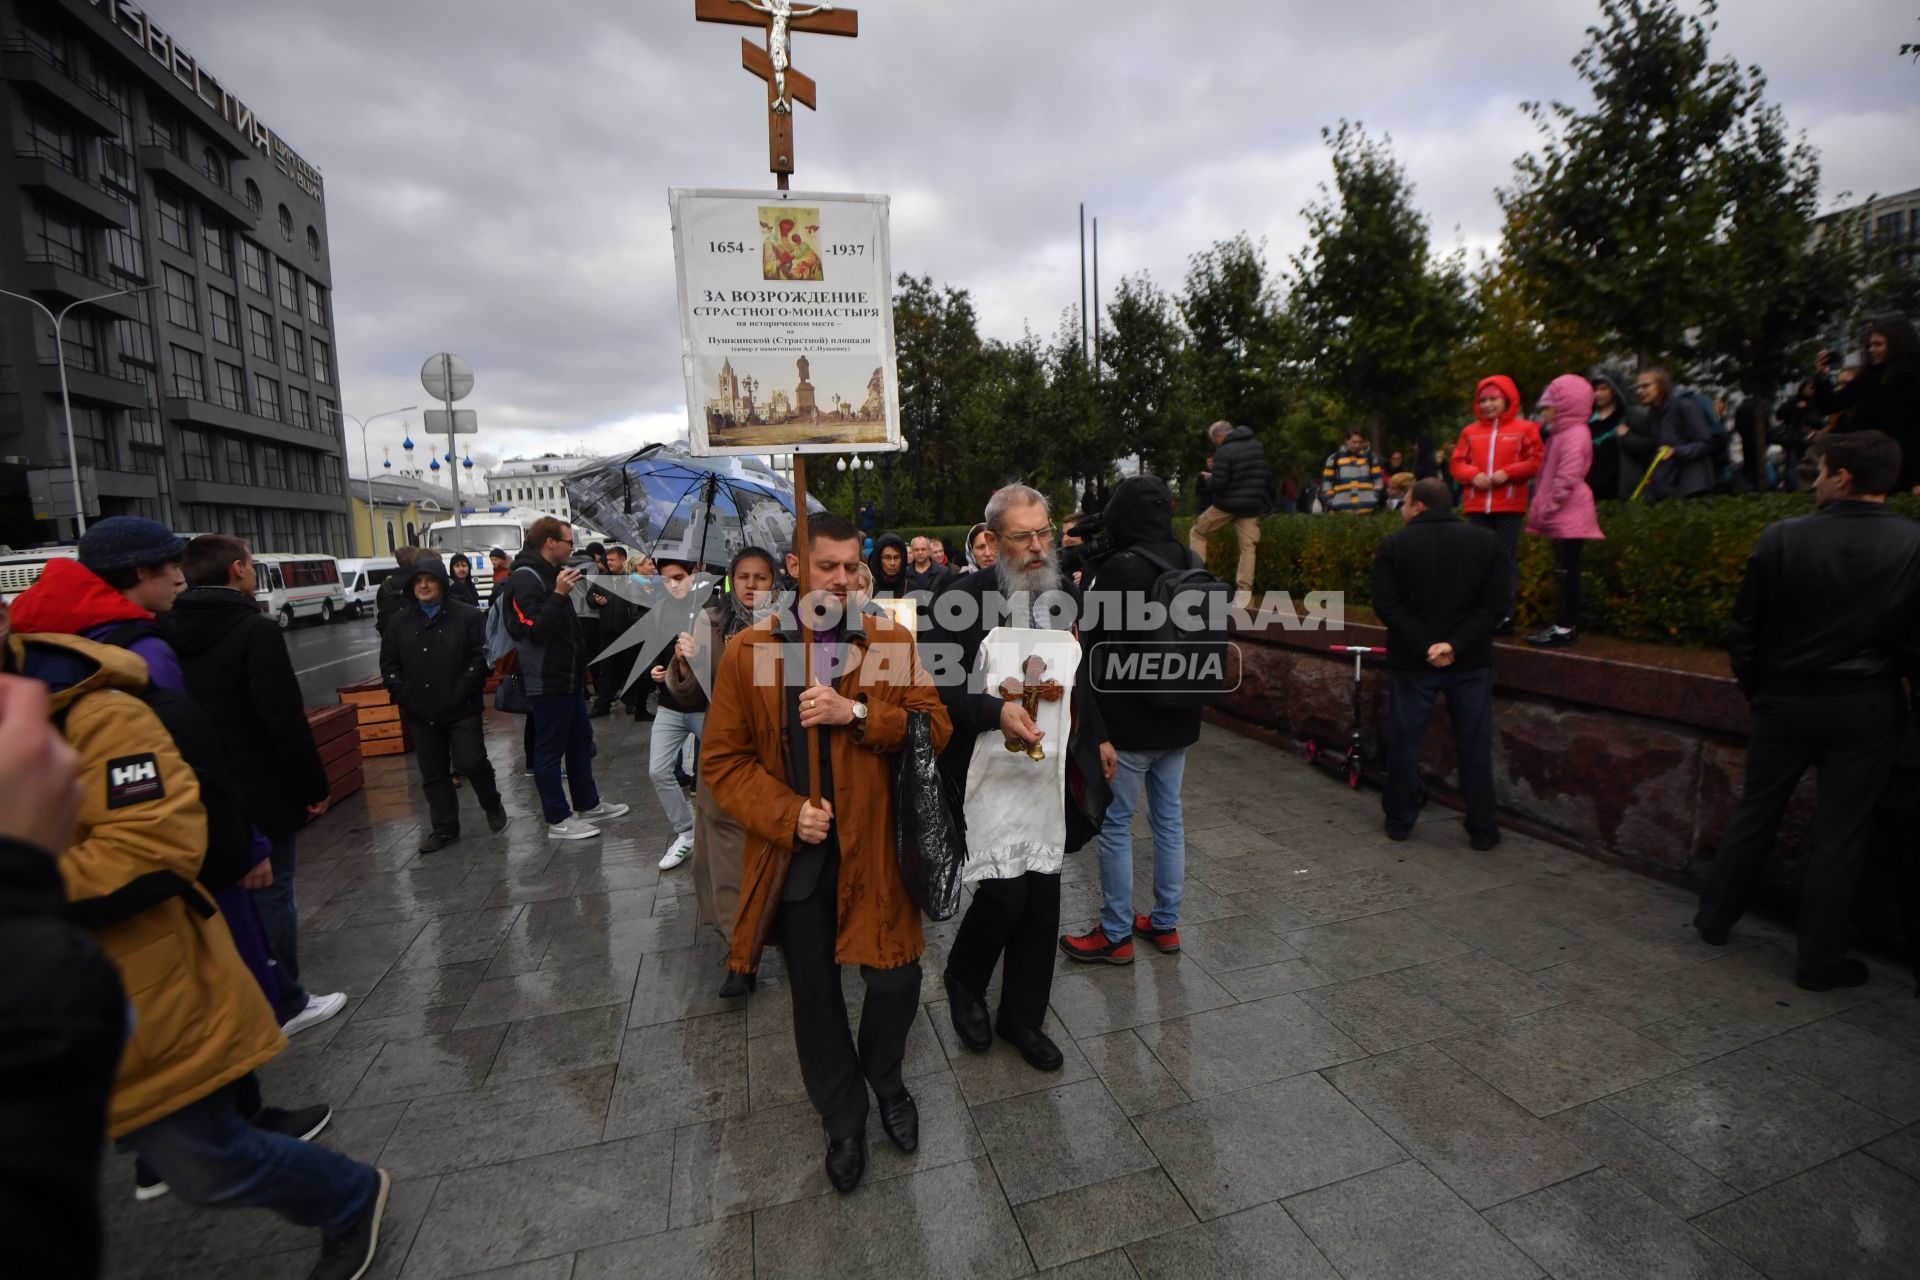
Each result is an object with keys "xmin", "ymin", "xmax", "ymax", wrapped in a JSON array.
[{"xmin": 421, "ymin": 352, "xmax": 475, "ymax": 402}]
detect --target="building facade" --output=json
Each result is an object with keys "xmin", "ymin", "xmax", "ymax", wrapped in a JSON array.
[
  {"xmin": 347, "ymin": 473, "xmax": 456, "ymax": 557},
  {"xmin": 0, "ymin": 0, "xmax": 351, "ymax": 552},
  {"xmin": 484, "ymin": 454, "xmax": 597, "ymax": 522}
]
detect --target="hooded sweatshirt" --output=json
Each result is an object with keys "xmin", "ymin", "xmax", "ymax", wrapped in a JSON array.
[
  {"xmin": 1449, "ymin": 374, "xmax": 1544, "ymax": 516},
  {"xmin": 1527, "ymin": 375, "xmax": 1605, "ymax": 542},
  {"xmin": 868, "ymin": 533, "xmax": 909, "ymax": 597},
  {"xmin": 1585, "ymin": 373, "xmax": 1641, "ymax": 501},
  {"xmin": 9, "ymin": 558, "xmax": 183, "ymax": 690}
]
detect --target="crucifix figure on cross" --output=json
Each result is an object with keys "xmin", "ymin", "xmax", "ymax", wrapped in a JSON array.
[{"xmin": 694, "ymin": 0, "xmax": 858, "ymax": 180}]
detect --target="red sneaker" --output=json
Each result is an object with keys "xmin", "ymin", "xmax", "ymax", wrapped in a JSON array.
[
  {"xmin": 1058, "ymin": 926, "xmax": 1134, "ymax": 965},
  {"xmin": 1133, "ymin": 914, "xmax": 1181, "ymax": 953}
]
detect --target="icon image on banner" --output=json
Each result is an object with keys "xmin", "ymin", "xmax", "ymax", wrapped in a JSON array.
[{"xmin": 759, "ymin": 206, "xmax": 823, "ymax": 279}]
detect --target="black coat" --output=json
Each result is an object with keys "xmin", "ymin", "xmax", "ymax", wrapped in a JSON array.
[
  {"xmin": 1818, "ymin": 363, "xmax": 1920, "ymax": 494},
  {"xmin": 1081, "ymin": 476, "xmax": 1206, "ymax": 752},
  {"xmin": 379, "ymin": 562, "xmax": 491, "ymax": 726},
  {"xmin": 1370, "ymin": 511, "xmax": 1506, "ymax": 671},
  {"xmin": 164, "ymin": 586, "xmax": 330, "ymax": 837},
  {"xmin": 922, "ymin": 569, "xmax": 1110, "ymax": 854},
  {"xmin": 503, "ymin": 550, "xmax": 583, "ymax": 697},
  {"xmin": 0, "ymin": 838, "xmax": 126, "ymax": 1280},
  {"xmin": 374, "ymin": 570, "xmax": 411, "ymax": 635},
  {"xmin": 1728, "ymin": 500, "xmax": 1920, "ymax": 698},
  {"xmin": 446, "ymin": 576, "xmax": 481, "ymax": 608},
  {"xmin": 1207, "ymin": 425, "xmax": 1277, "ymax": 516}
]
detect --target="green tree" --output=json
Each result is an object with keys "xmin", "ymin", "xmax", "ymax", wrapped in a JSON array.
[
  {"xmin": 1099, "ymin": 272, "xmax": 1193, "ymax": 481},
  {"xmin": 1452, "ymin": 242, "xmax": 1606, "ymax": 416},
  {"xmin": 1176, "ymin": 234, "xmax": 1287, "ymax": 477},
  {"xmin": 892, "ymin": 273, "xmax": 983, "ymax": 524},
  {"xmin": 1285, "ymin": 120, "xmax": 1472, "ymax": 449}
]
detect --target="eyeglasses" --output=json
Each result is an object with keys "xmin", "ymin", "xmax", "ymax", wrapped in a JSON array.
[
  {"xmin": 554, "ymin": 535, "xmax": 574, "ymax": 545},
  {"xmin": 999, "ymin": 526, "xmax": 1055, "ymax": 548}
]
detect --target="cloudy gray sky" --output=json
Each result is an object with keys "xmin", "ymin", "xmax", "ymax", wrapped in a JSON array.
[{"xmin": 155, "ymin": 0, "xmax": 1918, "ymax": 478}]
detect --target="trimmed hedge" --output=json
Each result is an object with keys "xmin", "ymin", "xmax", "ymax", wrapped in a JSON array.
[{"xmin": 1184, "ymin": 494, "xmax": 1920, "ymax": 650}]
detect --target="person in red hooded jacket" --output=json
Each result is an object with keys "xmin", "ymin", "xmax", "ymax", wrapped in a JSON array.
[{"xmin": 1449, "ymin": 375, "xmax": 1543, "ymax": 633}]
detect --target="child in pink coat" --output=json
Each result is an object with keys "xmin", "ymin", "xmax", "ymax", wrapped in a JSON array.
[{"xmin": 1525, "ymin": 374, "xmax": 1606, "ymax": 646}]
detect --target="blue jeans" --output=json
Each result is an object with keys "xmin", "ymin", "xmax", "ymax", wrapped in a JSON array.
[
  {"xmin": 1383, "ymin": 667, "xmax": 1498, "ymax": 844},
  {"xmin": 119, "ymin": 1081, "xmax": 376, "ymax": 1235},
  {"xmin": 250, "ymin": 832, "xmax": 309, "ymax": 1023},
  {"xmin": 1096, "ymin": 747, "xmax": 1188, "ymax": 943},
  {"xmin": 531, "ymin": 694, "xmax": 601, "ymax": 824},
  {"xmin": 648, "ymin": 707, "xmax": 703, "ymax": 835}
]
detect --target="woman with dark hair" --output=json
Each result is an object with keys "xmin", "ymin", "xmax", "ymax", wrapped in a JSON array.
[
  {"xmin": 664, "ymin": 546, "xmax": 783, "ymax": 997},
  {"xmin": 868, "ymin": 532, "xmax": 909, "ymax": 596},
  {"xmin": 1816, "ymin": 316, "xmax": 1920, "ymax": 494},
  {"xmin": 445, "ymin": 554, "xmax": 480, "ymax": 607}
]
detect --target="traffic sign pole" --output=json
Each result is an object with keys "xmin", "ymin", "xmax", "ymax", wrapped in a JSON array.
[{"xmin": 421, "ymin": 352, "xmax": 476, "ymax": 558}]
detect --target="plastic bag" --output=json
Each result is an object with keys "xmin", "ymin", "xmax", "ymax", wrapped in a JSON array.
[{"xmin": 893, "ymin": 709, "xmax": 965, "ymax": 921}]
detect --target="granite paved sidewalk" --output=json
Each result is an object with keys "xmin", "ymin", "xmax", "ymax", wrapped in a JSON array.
[{"xmin": 104, "ymin": 715, "xmax": 1920, "ymax": 1279}]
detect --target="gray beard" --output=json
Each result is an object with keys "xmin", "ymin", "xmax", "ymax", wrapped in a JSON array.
[{"xmin": 995, "ymin": 551, "xmax": 1062, "ymax": 598}]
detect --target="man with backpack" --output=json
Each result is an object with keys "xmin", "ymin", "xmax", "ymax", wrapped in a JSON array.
[
  {"xmin": 1634, "ymin": 369, "xmax": 1720, "ymax": 501},
  {"xmin": 1061, "ymin": 474, "xmax": 1216, "ymax": 965},
  {"xmin": 381, "ymin": 556, "xmax": 507, "ymax": 853},
  {"xmin": 1190, "ymin": 420, "xmax": 1276, "ymax": 604},
  {"xmin": 2, "ymin": 599, "xmax": 393, "ymax": 1280},
  {"xmin": 923, "ymin": 484, "xmax": 1114, "ymax": 1074}
]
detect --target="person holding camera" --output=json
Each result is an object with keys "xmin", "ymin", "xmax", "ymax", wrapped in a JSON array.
[{"xmin": 505, "ymin": 518, "xmax": 629, "ymax": 841}]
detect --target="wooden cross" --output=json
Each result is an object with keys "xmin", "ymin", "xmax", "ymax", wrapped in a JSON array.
[
  {"xmin": 999, "ymin": 654, "xmax": 1064, "ymax": 761},
  {"xmin": 693, "ymin": 0, "xmax": 859, "ymax": 187}
]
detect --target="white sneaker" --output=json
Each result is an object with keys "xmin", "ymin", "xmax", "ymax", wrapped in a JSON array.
[
  {"xmin": 547, "ymin": 816, "xmax": 602, "ymax": 841},
  {"xmin": 281, "ymin": 991, "xmax": 346, "ymax": 1037},
  {"xmin": 658, "ymin": 831, "xmax": 695, "ymax": 870},
  {"xmin": 577, "ymin": 800, "xmax": 630, "ymax": 823}
]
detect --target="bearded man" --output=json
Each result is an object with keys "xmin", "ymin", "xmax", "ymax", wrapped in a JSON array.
[{"xmin": 922, "ymin": 485, "xmax": 1114, "ymax": 1073}]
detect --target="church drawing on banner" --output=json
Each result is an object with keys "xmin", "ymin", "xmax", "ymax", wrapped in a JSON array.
[{"xmin": 707, "ymin": 356, "xmax": 886, "ymax": 435}]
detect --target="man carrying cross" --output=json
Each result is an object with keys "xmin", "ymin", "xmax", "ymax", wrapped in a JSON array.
[{"xmin": 923, "ymin": 485, "xmax": 1115, "ymax": 1075}]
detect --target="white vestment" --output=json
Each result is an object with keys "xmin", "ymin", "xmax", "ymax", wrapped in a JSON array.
[{"xmin": 962, "ymin": 626, "xmax": 1079, "ymax": 883}]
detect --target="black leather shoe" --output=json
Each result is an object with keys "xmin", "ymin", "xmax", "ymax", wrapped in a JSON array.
[
  {"xmin": 1692, "ymin": 913, "xmax": 1729, "ymax": 946},
  {"xmin": 944, "ymin": 970, "xmax": 991, "ymax": 1053},
  {"xmin": 1795, "ymin": 958, "xmax": 1870, "ymax": 992},
  {"xmin": 997, "ymin": 1024, "xmax": 1064, "ymax": 1073},
  {"xmin": 587, "ymin": 704, "xmax": 610, "ymax": 719},
  {"xmin": 876, "ymin": 1090, "xmax": 919, "ymax": 1153},
  {"xmin": 417, "ymin": 831, "xmax": 457, "ymax": 854},
  {"xmin": 717, "ymin": 970, "xmax": 756, "ymax": 998},
  {"xmin": 825, "ymin": 1135, "xmax": 865, "ymax": 1192},
  {"xmin": 1468, "ymin": 831, "xmax": 1501, "ymax": 852}
]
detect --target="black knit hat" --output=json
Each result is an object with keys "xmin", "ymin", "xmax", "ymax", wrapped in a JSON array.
[{"xmin": 76, "ymin": 516, "xmax": 189, "ymax": 573}]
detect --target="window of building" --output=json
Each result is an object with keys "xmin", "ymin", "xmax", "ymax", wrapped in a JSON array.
[
  {"xmin": 169, "ymin": 346, "xmax": 206, "ymax": 400},
  {"xmin": 53, "ymin": 311, "xmax": 101, "ymax": 371},
  {"xmin": 161, "ymin": 265, "xmax": 198, "ymax": 330},
  {"xmin": 104, "ymin": 194, "xmax": 144, "ymax": 280},
  {"xmin": 288, "ymin": 386, "xmax": 311, "ymax": 430},
  {"xmin": 130, "ymin": 446, "xmax": 164, "ymax": 476},
  {"xmin": 24, "ymin": 109, "xmax": 79, "ymax": 173},
  {"xmin": 304, "ymin": 279, "xmax": 328, "ymax": 327},
  {"xmin": 156, "ymin": 188, "xmax": 190, "ymax": 252},
  {"xmin": 254, "ymin": 374, "xmax": 281, "ymax": 422},
  {"xmin": 223, "ymin": 435, "xmax": 254, "ymax": 485},
  {"xmin": 282, "ymin": 324, "xmax": 305, "ymax": 373},
  {"xmin": 68, "ymin": 406, "xmax": 116, "ymax": 471},
  {"xmin": 27, "ymin": 202, "xmax": 89, "ymax": 272},
  {"xmin": 263, "ymin": 445, "xmax": 288, "ymax": 488},
  {"xmin": 214, "ymin": 360, "xmax": 247, "ymax": 413},
  {"xmin": 268, "ymin": 509, "xmax": 293, "ymax": 549},
  {"xmin": 98, "ymin": 139, "xmax": 137, "ymax": 196},
  {"xmin": 306, "ymin": 226, "xmax": 321, "ymax": 260},
  {"xmin": 244, "ymin": 179, "xmax": 262, "ymax": 214},
  {"xmin": 149, "ymin": 109, "xmax": 184, "ymax": 157},
  {"xmin": 246, "ymin": 307, "xmax": 275, "ymax": 361},
  {"xmin": 318, "ymin": 398, "xmax": 338, "ymax": 433},
  {"xmin": 179, "ymin": 427, "xmax": 214, "ymax": 479},
  {"xmin": 201, "ymin": 147, "xmax": 226, "ymax": 189},
  {"xmin": 240, "ymin": 240, "xmax": 268, "ymax": 294},
  {"xmin": 201, "ymin": 221, "xmax": 232, "ymax": 275},
  {"xmin": 207, "ymin": 286, "xmax": 240, "ymax": 347},
  {"xmin": 275, "ymin": 261, "xmax": 298, "ymax": 312},
  {"xmin": 293, "ymin": 452, "xmax": 319, "ymax": 492},
  {"xmin": 321, "ymin": 456, "xmax": 343, "ymax": 496},
  {"xmin": 115, "ymin": 308, "xmax": 156, "ymax": 366},
  {"xmin": 311, "ymin": 338, "xmax": 332, "ymax": 385},
  {"xmin": 277, "ymin": 204, "xmax": 292, "ymax": 241},
  {"xmin": 20, "ymin": 12, "xmax": 69, "ymax": 70}
]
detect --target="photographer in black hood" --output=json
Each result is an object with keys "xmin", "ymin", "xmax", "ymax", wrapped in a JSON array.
[{"xmin": 1059, "ymin": 474, "xmax": 1205, "ymax": 966}]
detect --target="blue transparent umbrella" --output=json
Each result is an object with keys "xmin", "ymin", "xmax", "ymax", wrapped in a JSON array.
[{"xmin": 564, "ymin": 442, "xmax": 824, "ymax": 570}]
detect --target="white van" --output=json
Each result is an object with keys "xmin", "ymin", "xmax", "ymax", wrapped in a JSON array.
[
  {"xmin": 0, "ymin": 545, "xmax": 78, "ymax": 595},
  {"xmin": 336, "ymin": 557, "xmax": 400, "ymax": 619},
  {"xmin": 252, "ymin": 553, "xmax": 348, "ymax": 629}
]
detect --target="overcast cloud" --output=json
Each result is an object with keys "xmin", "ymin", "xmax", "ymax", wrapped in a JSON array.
[{"xmin": 151, "ymin": 0, "xmax": 1919, "ymax": 478}]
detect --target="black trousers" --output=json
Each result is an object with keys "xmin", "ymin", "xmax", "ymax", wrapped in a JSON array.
[
  {"xmin": 1697, "ymin": 687, "xmax": 1908, "ymax": 966},
  {"xmin": 1552, "ymin": 539, "xmax": 1583, "ymax": 630},
  {"xmin": 1467, "ymin": 512, "xmax": 1525, "ymax": 620},
  {"xmin": 410, "ymin": 715, "xmax": 502, "ymax": 836},
  {"xmin": 774, "ymin": 850, "xmax": 921, "ymax": 1140},
  {"xmin": 590, "ymin": 650, "xmax": 639, "ymax": 711},
  {"xmin": 946, "ymin": 869, "xmax": 1060, "ymax": 1033}
]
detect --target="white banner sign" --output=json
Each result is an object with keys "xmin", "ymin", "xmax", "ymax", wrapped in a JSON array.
[{"xmin": 670, "ymin": 188, "xmax": 901, "ymax": 457}]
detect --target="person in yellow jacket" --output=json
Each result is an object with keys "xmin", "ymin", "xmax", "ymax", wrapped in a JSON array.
[{"xmin": 1, "ymin": 609, "xmax": 392, "ymax": 1280}]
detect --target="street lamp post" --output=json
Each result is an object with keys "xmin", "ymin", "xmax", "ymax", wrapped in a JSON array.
[
  {"xmin": 0, "ymin": 282, "xmax": 160, "ymax": 537},
  {"xmin": 340, "ymin": 405, "xmax": 418, "ymax": 554}
]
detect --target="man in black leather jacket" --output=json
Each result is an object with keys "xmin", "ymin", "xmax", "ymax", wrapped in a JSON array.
[{"xmin": 1696, "ymin": 431, "xmax": 1920, "ymax": 990}]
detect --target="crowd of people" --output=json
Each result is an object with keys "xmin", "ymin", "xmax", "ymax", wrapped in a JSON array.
[{"xmin": 2, "ymin": 319, "xmax": 1916, "ymax": 1275}]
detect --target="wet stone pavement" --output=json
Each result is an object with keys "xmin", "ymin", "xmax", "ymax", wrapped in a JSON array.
[{"xmin": 103, "ymin": 714, "xmax": 1920, "ymax": 1278}]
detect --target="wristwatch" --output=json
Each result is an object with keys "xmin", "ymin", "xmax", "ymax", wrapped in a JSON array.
[{"xmin": 850, "ymin": 701, "xmax": 868, "ymax": 722}]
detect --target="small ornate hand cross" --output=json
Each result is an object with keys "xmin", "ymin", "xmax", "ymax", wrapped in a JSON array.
[{"xmin": 999, "ymin": 653, "xmax": 1064, "ymax": 762}]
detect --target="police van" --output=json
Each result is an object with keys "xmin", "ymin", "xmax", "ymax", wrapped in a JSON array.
[{"xmin": 252, "ymin": 553, "xmax": 347, "ymax": 629}]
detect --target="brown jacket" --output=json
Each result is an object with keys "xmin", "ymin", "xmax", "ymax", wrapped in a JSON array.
[
  {"xmin": 703, "ymin": 608, "xmax": 950, "ymax": 972},
  {"xmin": 16, "ymin": 633, "xmax": 285, "ymax": 1137}
]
